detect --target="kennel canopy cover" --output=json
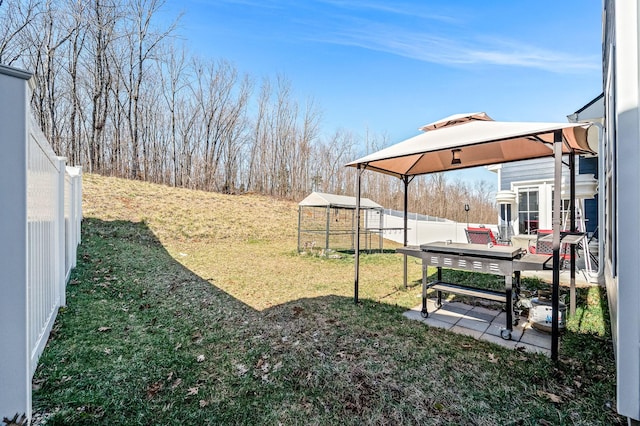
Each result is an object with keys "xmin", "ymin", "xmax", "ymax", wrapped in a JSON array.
[
  {"xmin": 346, "ymin": 112, "xmax": 596, "ymax": 177},
  {"xmin": 298, "ymin": 192, "xmax": 382, "ymax": 210}
]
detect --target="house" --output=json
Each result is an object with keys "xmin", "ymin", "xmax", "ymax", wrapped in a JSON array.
[
  {"xmin": 489, "ymin": 1, "xmax": 640, "ymax": 420},
  {"xmin": 601, "ymin": 0, "xmax": 640, "ymax": 422},
  {"xmin": 489, "ymin": 98, "xmax": 601, "ymax": 280}
]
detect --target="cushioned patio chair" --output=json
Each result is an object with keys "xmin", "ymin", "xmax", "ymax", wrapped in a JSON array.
[{"xmin": 465, "ymin": 227, "xmax": 510, "ymax": 246}]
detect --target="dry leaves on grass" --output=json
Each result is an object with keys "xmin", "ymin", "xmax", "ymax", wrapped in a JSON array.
[
  {"xmin": 191, "ymin": 330, "xmax": 203, "ymax": 343},
  {"xmin": 146, "ymin": 381, "xmax": 163, "ymax": 399},
  {"xmin": 97, "ymin": 326, "xmax": 112, "ymax": 332},
  {"xmin": 235, "ymin": 363, "xmax": 249, "ymax": 376},
  {"xmin": 488, "ymin": 353, "xmax": 498, "ymax": 364},
  {"xmin": 537, "ymin": 390, "xmax": 562, "ymax": 404}
]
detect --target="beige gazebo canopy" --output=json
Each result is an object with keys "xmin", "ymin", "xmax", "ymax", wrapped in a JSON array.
[
  {"xmin": 346, "ymin": 112, "xmax": 596, "ymax": 176},
  {"xmin": 346, "ymin": 112, "xmax": 597, "ymax": 360}
]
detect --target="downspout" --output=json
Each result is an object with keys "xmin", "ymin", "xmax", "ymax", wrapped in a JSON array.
[{"xmin": 595, "ymin": 124, "xmax": 605, "ymax": 282}]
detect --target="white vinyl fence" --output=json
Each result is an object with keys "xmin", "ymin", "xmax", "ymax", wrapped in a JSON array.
[
  {"xmin": 0, "ymin": 65, "xmax": 82, "ymax": 421},
  {"xmin": 381, "ymin": 209, "xmax": 499, "ymax": 246}
]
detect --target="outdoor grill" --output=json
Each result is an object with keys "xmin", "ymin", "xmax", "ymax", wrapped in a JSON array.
[{"xmin": 399, "ymin": 242, "xmax": 554, "ymax": 340}]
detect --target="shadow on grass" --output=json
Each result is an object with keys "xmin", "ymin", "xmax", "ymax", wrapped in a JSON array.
[
  {"xmin": 376, "ymin": 278, "xmax": 422, "ymax": 302},
  {"xmin": 32, "ymin": 218, "xmax": 623, "ymax": 425}
]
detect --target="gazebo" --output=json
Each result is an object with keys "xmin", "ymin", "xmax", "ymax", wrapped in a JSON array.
[
  {"xmin": 297, "ymin": 192, "xmax": 384, "ymax": 253},
  {"xmin": 346, "ymin": 112, "xmax": 598, "ymax": 360}
]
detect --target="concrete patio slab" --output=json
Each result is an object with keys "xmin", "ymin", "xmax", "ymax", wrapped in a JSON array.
[
  {"xmin": 515, "ymin": 342, "xmax": 551, "ymax": 356},
  {"xmin": 423, "ymin": 317, "xmax": 454, "ymax": 330},
  {"xmin": 519, "ymin": 326, "xmax": 553, "ymax": 349},
  {"xmin": 479, "ymin": 333, "xmax": 519, "ymax": 349},
  {"xmin": 404, "ymin": 298, "xmax": 554, "ymax": 356},
  {"xmin": 464, "ymin": 309, "xmax": 498, "ymax": 323},
  {"xmin": 456, "ymin": 317, "xmax": 490, "ymax": 333},
  {"xmin": 402, "ymin": 310, "xmax": 427, "ymax": 322},
  {"xmin": 470, "ymin": 305, "xmax": 502, "ymax": 317},
  {"xmin": 451, "ymin": 325, "xmax": 484, "ymax": 339}
]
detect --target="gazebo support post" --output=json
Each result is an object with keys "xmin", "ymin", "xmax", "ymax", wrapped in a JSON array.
[
  {"xmin": 552, "ymin": 130, "xmax": 562, "ymax": 361},
  {"xmin": 403, "ymin": 175, "xmax": 409, "ymax": 288},
  {"xmin": 378, "ymin": 207, "xmax": 383, "ymax": 252},
  {"xmin": 297, "ymin": 207, "xmax": 302, "ymax": 252},
  {"xmin": 569, "ymin": 153, "xmax": 577, "ymax": 316},
  {"xmin": 354, "ymin": 164, "xmax": 363, "ymax": 304}
]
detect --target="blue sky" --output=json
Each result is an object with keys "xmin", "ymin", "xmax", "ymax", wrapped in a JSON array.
[{"xmin": 161, "ymin": 0, "xmax": 602, "ymax": 183}]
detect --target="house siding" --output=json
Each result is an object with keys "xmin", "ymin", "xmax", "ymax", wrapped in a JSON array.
[
  {"xmin": 500, "ymin": 158, "xmax": 561, "ymax": 191},
  {"xmin": 500, "ymin": 156, "xmax": 598, "ymax": 234},
  {"xmin": 603, "ymin": 0, "xmax": 640, "ymax": 421}
]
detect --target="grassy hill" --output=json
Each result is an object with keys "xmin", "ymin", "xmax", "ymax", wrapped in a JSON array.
[
  {"xmin": 81, "ymin": 173, "xmax": 421, "ymax": 310},
  {"xmin": 32, "ymin": 174, "xmax": 622, "ymax": 425}
]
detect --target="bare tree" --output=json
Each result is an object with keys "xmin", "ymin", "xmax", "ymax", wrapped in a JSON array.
[
  {"xmin": 158, "ymin": 43, "xmax": 188, "ymax": 186},
  {"xmin": 121, "ymin": 0, "xmax": 177, "ymax": 179},
  {"xmin": 65, "ymin": 0, "xmax": 88, "ymax": 167},
  {"xmin": 0, "ymin": 0, "xmax": 39, "ymax": 66},
  {"xmin": 0, "ymin": 0, "xmax": 497, "ymax": 222},
  {"xmin": 246, "ymin": 77, "xmax": 271, "ymax": 193},
  {"xmin": 85, "ymin": 0, "xmax": 118, "ymax": 173},
  {"xmin": 189, "ymin": 57, "xmax": 251, "ymax": 192}
]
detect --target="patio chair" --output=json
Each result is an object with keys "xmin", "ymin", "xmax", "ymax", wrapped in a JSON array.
[
  {"xmin": 465, "ymin": 227, "xmax": 509, "ymax": 246},
  {"xmin": 528, "ymin": 229, "xmax": 571, "ymax": 265}
]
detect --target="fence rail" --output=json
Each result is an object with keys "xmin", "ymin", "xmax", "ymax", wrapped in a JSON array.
[
  {"xmin": 382, "ymin": 212, "xmax": 498, "ymax": 246},
  {"xmin": 0, "ymin": 64, "xmax": 82, "ymax": 421}
]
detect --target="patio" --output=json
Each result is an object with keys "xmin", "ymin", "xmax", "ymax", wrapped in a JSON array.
[
  {"xmin": 403, "ymin": 299, "xmax": 552, "ymax": 356},
  {"xmin": 402, "ymin": 270, "xmax": 597, "ymax": 357}
]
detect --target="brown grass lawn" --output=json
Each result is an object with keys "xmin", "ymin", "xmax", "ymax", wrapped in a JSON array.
[
  {"xmin": 31, "ymin": 173, "xmax": 622, "ymax": 425},
  {"xmin": 82, "ymin": 173, "xmax": 423, "ymax": 311}
]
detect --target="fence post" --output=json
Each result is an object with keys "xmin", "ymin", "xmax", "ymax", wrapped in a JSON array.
[
  {"xmin": 58, "ymin": 157, "xmax": 67, "ymax": 307},
  {"xmin": 0, "ymin": 65, "xmax": 32, "ymax": 420},
  {"xmin": 75, "ymin": 168, "xmax": 82, "ymax": 263},
  {"xmin": 76, "ymin": 167, "xmax": 83, "ymax": 246}
]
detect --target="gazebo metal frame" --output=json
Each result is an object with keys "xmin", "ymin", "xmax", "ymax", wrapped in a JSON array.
[{"xmin": 346, "ymin": 113, "xmax": 598, "ymax": 360}]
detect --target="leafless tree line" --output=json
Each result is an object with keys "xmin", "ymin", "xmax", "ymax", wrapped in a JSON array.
[{"xmin": 0, "ymin": 0, "xmax": 497, "ymax": 223}]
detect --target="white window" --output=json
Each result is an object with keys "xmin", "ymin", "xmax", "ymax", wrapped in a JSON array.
[
  {"xmin": 513, "ymin": 181, "xmax": 570, "ymax": 235},
  {"xmin": 517, "ymin": 187, "xmax": 539, "ymax": 234},
  {"xmin": 604, "ymin": 61, "xmax": 617, "ymax": 275}
]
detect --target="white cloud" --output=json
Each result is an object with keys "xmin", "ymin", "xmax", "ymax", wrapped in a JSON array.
[
  {"xmin": 318, "ymin": 25, "xmax": 599, "ymax": 73},
  {"xmin": 315, "ymin": 0, "xmax": 461, "ymax": 24},
  {"xmin": 199, "ymin": 0, "xmax": 599, "ymax": 73}
]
